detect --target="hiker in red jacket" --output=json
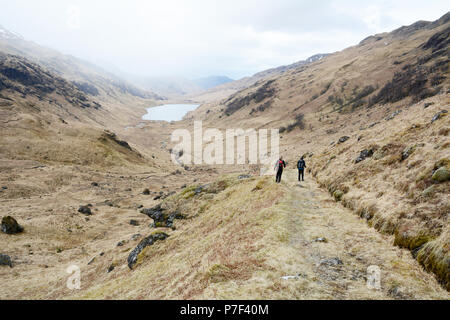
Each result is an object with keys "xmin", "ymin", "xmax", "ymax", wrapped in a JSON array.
[{"xmin": 274, "ymin": 156, "xmax": 286, "ymax": 183}]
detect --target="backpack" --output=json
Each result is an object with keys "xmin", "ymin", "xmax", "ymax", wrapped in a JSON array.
[
  {"xmin": 275, "ymin": 160, "xmax": 284, "ymax": 171},
  {"xmin": 297, "ymin": 160, "xmax": 305, "ymax": 169}
]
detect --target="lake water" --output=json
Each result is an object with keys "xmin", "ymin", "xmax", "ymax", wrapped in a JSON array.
[{"xmin": 142, "ymin": 104, "xmax": 200, "ymax": 122}]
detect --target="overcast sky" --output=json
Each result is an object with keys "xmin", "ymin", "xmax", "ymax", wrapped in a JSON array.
[{"xmin": 0, "ymin": 0, "xmax": 448, "ymax": 79}]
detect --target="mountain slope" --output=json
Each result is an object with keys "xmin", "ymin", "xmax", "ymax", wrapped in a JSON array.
[
  {"xmin": 0, "ymin": 25, "xmax": 163, "ymax": 102},
  {"xmin": 189, "ymin": 54, "xmax": 328, "ymax": 103},
  {"xmin": 0, "ymin": 52, "xmax": 153, "ymax": 169}
]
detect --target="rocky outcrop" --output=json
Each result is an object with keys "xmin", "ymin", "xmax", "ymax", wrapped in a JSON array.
[
  {"xmin": 140, "ymin": 204, "xmax": 185, "ymax": 230},
  {"xmin": 127, "ymin": 232, "xmax": 169, "ymax": 269}
]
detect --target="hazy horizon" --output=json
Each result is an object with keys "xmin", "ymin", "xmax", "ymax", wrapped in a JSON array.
[{"xmin": 0, "ymin": 0, "xmax": 448, "ymax": 80}]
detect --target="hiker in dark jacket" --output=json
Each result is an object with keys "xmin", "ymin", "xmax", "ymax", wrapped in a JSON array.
[
  {"xmin": 297, "ymin": 156, "xmax": 306, "ymax": 181},
  {"xmin": 274, "ymin": 156, "xmax": 286, "ymax": 183}
]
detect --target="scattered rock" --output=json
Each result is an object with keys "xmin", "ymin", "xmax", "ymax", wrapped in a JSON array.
[
  {"xmin": 432, "ymin": 167, "xmax": 450, "ymax": 182},
  {"xmin": 78, "ymin": 206, "xmax": 92, "ymax": 215},
  {"xmin": 142, "ymin": 189, "xmax": 150, "ymax": 195},
  {"xmin": 107, "ymin": 265, "xmax": 115, "ymax": 273},
  {"xmin": 1, "ymin": 216, "xmax": 24, "ymax": 234},
  {"xmin": 127, "ymin": 232, "xmax": 169, "ymax": 269},
  {"xmin": 238, "ymin": 175, "xmax": 252, "ymax": 180},
  {"xmin": 0, "ymin": 254, "xmax": 12, "ymax": 267},
  {"xmin": 424, "ymin": 102, "xmax": 434, "ymax": 108},
  {"xmin": 130, "ymin": 220, "xmax": 139, "ymax": 226},
  {"xmin": 117, "ymin": 240, "xmax": 126, "ymax": 247},
  {"xmin": 401, "ymin": 146, "xmax": 415, "ymax": 161},
  {"xmin": 386, "ymin": 110, "xmax": 402, "ymax": 121},
  {"xmin": 333, "ymin": 190, "xmax": 344, "ymax": 202},
  {"xmin": 180, "ymin": 184, "xmax": 187, "ymax": 189},
  {"xmin": 1, "ymin": 186, "xmax": 7, "ymax": 190},
  {"xmin": 281, "ymin": 274, "xmax": 307, "ymax": 280},
  {"xmin": 388, "ymin": 286, "xmax": 409, "ymax": 300},
  {"xmin": 131, "ymin": 234, "xmax": 142, "ymax": 241},
  {"xmin": 338, "ymin": 136, "xmax": 350, "ymax": 144},
  {"xmin": 319, "ymin": 258, "xmax": 343, "ymax": 267},
  {"xmin": 195, "ymin": 186, "xmax": 205, "ymax": 195},
  {"xmin": 431, "ymin": 110, "xmax": 448, "ymax": 123},
  {"xmin": 105, "ymin": 200, "xmax": 114, "ymax": 207},
  {"xmin": 313, "ymin": 237, "xmax": 328, "ymax": 243},
  {"xmin": 91, "ymin": 182, "xmax": 99, "ymax": 187},
  {"xmin": 355, "ymin": 149, "xmax": 374, "ymax": 163},
  {"xmin": 153, "ymin": 195, "xmax": 162, "ymax": 200}
]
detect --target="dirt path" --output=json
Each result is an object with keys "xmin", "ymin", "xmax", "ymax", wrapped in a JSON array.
[{"xmin": 258, "ymin": 169, "xmax": 448, "ymax": 299}]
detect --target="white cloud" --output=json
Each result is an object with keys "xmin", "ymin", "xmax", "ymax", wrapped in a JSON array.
[{"xmin": 0, "ymin": 0, "xmax": 448, "ymax": 79}]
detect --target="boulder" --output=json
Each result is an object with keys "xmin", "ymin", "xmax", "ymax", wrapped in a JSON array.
[
  {"xmin": 355, "ymin": 149, "xmax": 374, "ymax": 163},
  {"xmin": 338, "ymin": 136, "xmax": 350, "ymax": 144},
  {"xmin": 78, "ymin": 206, "xmax": 92, "ymax": 215},
  {"xmin": 130, "ymin": 220, "xmax": 139, "ymax": 226},
  {"xmin": 1, "ymin": 216, "xmax": 23, "ymax": 234},
  {"xmin": 127, "ymin": 232, "xmax": 168, "ymax": 269},
  {"xmin": 0, "ymin": 254, "xmax": 12, "ymax": 267},
  {"xmin": 432, "ymin": 167, "xmax": 450, "ymax": 182}
]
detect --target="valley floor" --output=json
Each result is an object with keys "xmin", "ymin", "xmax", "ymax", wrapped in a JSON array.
[{"xmin": 0, "ymin": 164, "xmax": 448, "ymax": 299}]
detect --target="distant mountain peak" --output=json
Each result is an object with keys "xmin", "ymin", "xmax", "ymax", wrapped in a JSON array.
[
  {"xmin": 0, "ymin": 25, "xmax": 23, "ymax": 40},
  {"xmin": 193, "ymin": 75, "xmax": 234, "ymax": 90}
]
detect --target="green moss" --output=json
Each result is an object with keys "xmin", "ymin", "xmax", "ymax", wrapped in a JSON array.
[
  {"xmin": 333, "ymin": 190, "xmax": 344, "ymax": 202},
  {"xmin": 183, "ymin": 191, "xmax": 196, "ymax": 199},
  {"xmin": 432, "ymin": 167, "xmax": 450, "ymax": 182},
  {"xmin": 181, "ymin": 185, "xmax": 197, "ymax": 196},
  {"xmin": 417, "ymin": 243, "xmax": 449, "ymax": 291},
  {"xmin": 394, "ymin": 230, "xmax": 434, "ymax": 251},
  {"xmin": 207, "ymin": 264, "xmax": 232, "ymax": 283}
]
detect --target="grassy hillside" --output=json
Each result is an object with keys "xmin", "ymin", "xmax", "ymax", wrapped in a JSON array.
[{"xmin": 183, "ymin": 12, "xmax": 450, "ymax": 289}]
